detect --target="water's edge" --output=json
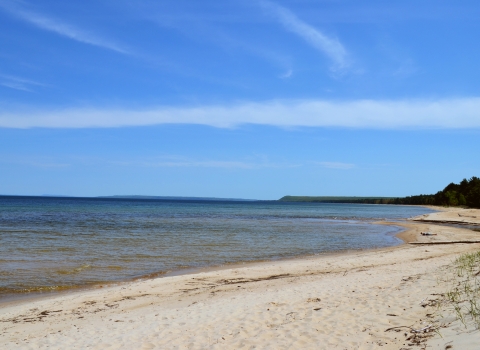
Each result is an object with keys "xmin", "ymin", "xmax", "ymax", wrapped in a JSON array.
[
  {"xmin": 0, "ymin": 198, "xmax": 436, "ymax": 303},
  {"xmin": 0, "ymin": 220, "xmax": 412, "ymax": 307}
]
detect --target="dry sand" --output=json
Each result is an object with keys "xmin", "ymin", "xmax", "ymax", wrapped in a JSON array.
[{"xmin": 1, "ymin": 207, "xmax": 480, "ymax": 349}]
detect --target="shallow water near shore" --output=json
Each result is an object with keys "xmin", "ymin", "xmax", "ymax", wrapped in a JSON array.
[{"xmin": 0, "ymin": 196, "xmax": 435, "ymax": 299}]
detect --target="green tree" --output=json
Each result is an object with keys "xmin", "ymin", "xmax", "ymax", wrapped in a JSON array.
[{"xmin": 444, "ymin": 191, "xmax": 458, "ymax": 206}]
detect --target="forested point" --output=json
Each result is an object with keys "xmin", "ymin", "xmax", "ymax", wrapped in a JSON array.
[{"xmin": 279, "ymin": 176, "xmax": 480, "ymax": 209}]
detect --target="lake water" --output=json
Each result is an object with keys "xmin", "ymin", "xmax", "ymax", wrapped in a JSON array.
[{"xmin": 0, "ymin": 196, "xmax": 434, "ymax": 298}]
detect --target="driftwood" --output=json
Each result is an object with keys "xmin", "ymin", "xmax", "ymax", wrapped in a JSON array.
[
  {"xmin": 385, "ymin": 324, "xmax": 434, "ymax": 333},
  {"xmin": 421, "ymin": 232, "xmax": 437, "ymax": 236},
  {"xmin": 412, "ymin": 219, "xmax": 480, "ymax": 227},
  {"xmin": 410, "ymin": 241, "xmax": 480, "ymax": 245}
]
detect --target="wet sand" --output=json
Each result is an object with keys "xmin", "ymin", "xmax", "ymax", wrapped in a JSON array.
[{"xmin": 1, "ymin": 207, "xmax": 480, "ymax": 349}]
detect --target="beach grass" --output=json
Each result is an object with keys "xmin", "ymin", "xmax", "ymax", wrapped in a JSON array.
[{"xmin": 444, "ymin": 250, "xmax": 480, "ymax": 329}]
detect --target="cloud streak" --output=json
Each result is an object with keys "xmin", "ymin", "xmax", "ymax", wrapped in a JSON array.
[
  {"xmin": 110, "ymin": 153, "xmax": 301, "ymax": 169},
  {"xmin": 0, "ymin": 0, "xmax": 129, "ymax": 54},
  {"xmin": 0, "ymin": 155, "xmax": 70, "ymax": 168},
  {"xmin": 0, "ymin": 74, "xmax": 48, "ymax": 92},
  {"xmin": 318, "ymin": 162, "xmax": 355, "ymax": 170},
  {"xmin": 260, "ymin": 0, "xmax": 349, "ymax": 71},
  {"xmin": 114, "ymin": 160, "xmax": 257, "ymax": 169},
  {"xmin": 1, "ymin": 97, "xmax": 480, "ymax": 129}
]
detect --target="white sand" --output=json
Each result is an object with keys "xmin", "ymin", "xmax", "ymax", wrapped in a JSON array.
[{"xmin": 1, "ymin": 207, "xmax": 480, "ymax": 349}]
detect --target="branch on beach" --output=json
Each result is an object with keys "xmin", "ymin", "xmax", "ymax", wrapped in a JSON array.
[
  {"xmin": 385, "ymin": 324, "xmax": 436, "ymax": 333},
  {"xmin": 409, "ymin": 241, "xmax": 480, "ymax": 245}
]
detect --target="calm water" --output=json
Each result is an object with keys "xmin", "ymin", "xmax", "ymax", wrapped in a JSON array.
[{"xmin": 0, "ymin": 196, "xmax": 434, "ymax": 298}]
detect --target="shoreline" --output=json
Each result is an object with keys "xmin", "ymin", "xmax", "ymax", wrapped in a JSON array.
[
  {"xmin": 0, "ymin": 205, "xmax": 434, "ymax": 307},
  {"xmin": 0, "ymin": 234, "xmax": 404, "ymax": 309},
  {"xmin": 2, "ymin": 206, "xmax": 480, "ymax": 349},
  {"xmin": 0, "ymin": 201, "xmax": 428, "ymax": 306},
  {"xmin": 0, "ymin": 220, "xmax": 407, "ymax": 308},
  {"xmin": 0, "ymin": 206, "xmax": 413, "ymax": 306}
]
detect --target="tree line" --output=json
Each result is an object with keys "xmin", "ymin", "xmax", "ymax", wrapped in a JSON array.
[
  {"xmin": 390, "ymin": 176, "xmax": 480, "ymax": 208},
  {"xmin": 279, "ymin": 176, "xmax": 480, "ymax": 208}
]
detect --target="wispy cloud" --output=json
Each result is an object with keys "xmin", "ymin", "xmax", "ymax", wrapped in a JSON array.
[
  {"xmin": 147, "ymin": 10, "xmax": 293, "ymax": 78},
  {"xmin": 0, "ymin": 81, "xmax": 32, "ymax": 92},
  {"xmin": 260, "ymin": 0, "xmax": 349, "ymax": 72},
  {"xmin": 0, "ymin": 155, "xmax": 70, "ymax": 168},
  {"xmin": 115, "ymin": 160, "xmax": 256, "ymax": 169},
  {"xmin": 1, "ymin": 97, "xmax": 480, "ymax": 129},
  {"xmin": 279, "ymin": 69, "xmax": 293, "ymax": 79},
  {"xmin": 317, "ymin": 162, "xmax": 355, "ymax": 170},
  {"xmin": 0, "ymin": 74, "xmax": 48, "ymax": 92},
  {"xmin": 111, "ymin": 157, "xmax": 298, "ymax": 169},
  {"xmin": 0, "ymin": 0, "xmax": 129, "ymax": 54}
]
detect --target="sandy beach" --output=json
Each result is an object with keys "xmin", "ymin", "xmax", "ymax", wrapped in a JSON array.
[{"xmin": 1, "ymin": 207, "xmax": 480, "ymax": 349}]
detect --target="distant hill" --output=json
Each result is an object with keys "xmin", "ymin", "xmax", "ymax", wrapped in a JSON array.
[
  {"xmin": 97, "ymin": 195, "xmax": 256, "ymax": 202},
  {"xmin": 41, "ymin": 194, "xmax": 71, "ymax": 197}
]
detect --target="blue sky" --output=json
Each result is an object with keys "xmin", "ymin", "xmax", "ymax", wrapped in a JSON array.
[{"xmin": 0, "ymin": 0, "xmax": 479, "ymax": 199}]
